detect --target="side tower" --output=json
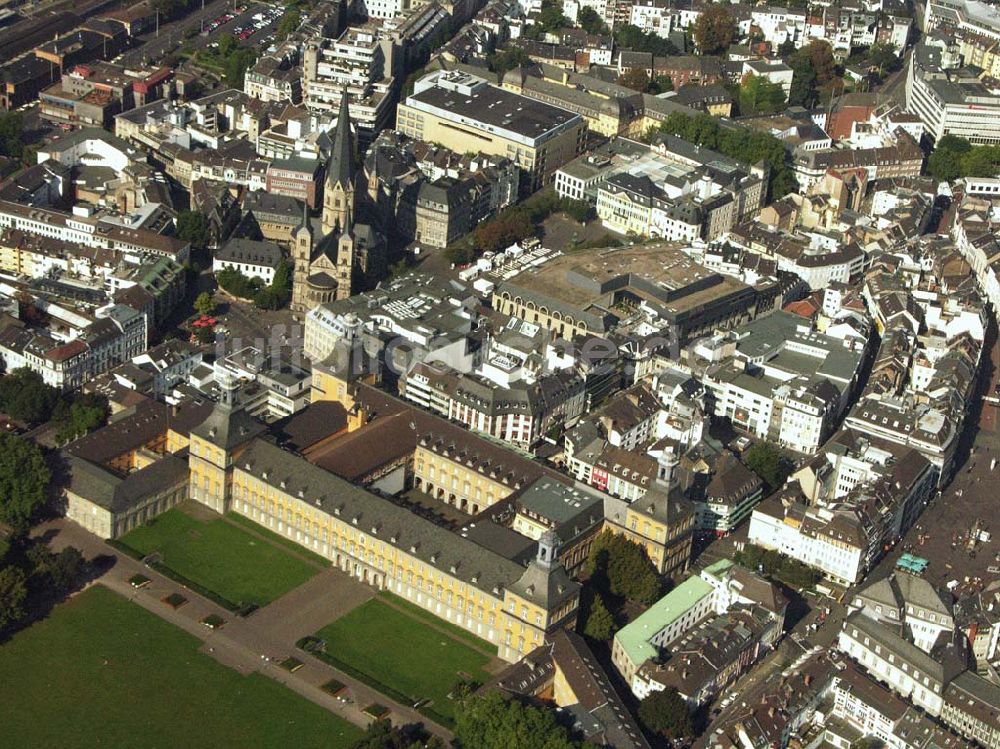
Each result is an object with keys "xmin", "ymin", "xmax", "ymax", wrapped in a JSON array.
[{"xmin": 188, "ymin": 373, "xmax": 265, "ymax": 514}]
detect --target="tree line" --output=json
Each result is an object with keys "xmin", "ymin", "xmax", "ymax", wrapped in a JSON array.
[{"xmin": 653, "ymin": 111, "xmax": 798, "ymax": 199}]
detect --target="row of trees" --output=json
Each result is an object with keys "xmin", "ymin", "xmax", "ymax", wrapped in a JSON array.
[
  {"xmin": 617, "ymin": 69, "xmax": 673, "ymax": 95},
  {"xmin": 0, "ymin": 111, "xmax": 25, "ymax": 162},
  {"xmin": 0, "ymin": 432, "xmax": 50, "ymax": 532},
  {"xmin": 734, "ymin": 543, "xmax": 821, "ymax": 590},
  {"xmin": 0, "ymin": 368, "xmax": 109, "ymax": 438},
  {"xmin": 613, "ymin": 23, "xmax": 681, "ymax": 57},
  {"xmin": 345, "ymin": 691, "xmax": 581, "ymax": 748},
  {"xmin": 654, "ymin": 111, "xmax": 798, "ymax": 198},
  {"xmin": 927, "ymin": 135, "xmax": 1000, "ymax": 182},
  {"xmin": 214, "ymin": 260, "xmax": 292, "ymax": 310},
  {"xmin": 581, "ymin": 531, "xmax": 662, "ymax": 641},
  {"xmin": 346, "ymin": 674, "xmax": 694, "ymax": 747},
  {"xmin": 450, "ymin": 192, "xmax": 594, "ymax": 263}
]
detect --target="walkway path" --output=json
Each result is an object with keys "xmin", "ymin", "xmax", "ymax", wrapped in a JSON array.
[{"xmin": 35, "ymin": 518, "xmax": 453, "ymax": 741}]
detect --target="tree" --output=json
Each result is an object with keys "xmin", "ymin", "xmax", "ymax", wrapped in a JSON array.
[
  {"xmin": 226, "ymin": 48, "xmax": 257, "ymax": 86},
  {"xmin": 578, "ymin": 7, "xmax": 608, "ymax": 35},
  {"xmin": 649, "ymin": 74, "xmax": 673, "ymax": 94},
  {"xmin": 787, "ymin": 57, "xmax": 818, "ymax": 107},
  {"xmin": 536, "ymin": 0, "xmax": 568, "ymax": 33},
  {"xmin": 487, "ymin": 47, "xmax": 532, "ymax": 76},
  {"xmin": 194, "ymin": 326, "xmax": 217, "ymax": 345},
  {"xmin": 867, "ymin": 42, "xmax": 900, "ymax": 78},
  {"xmin": 618, "ymin": 67, "xmax": 651, "ymax": 92},
  {"xmin": 739, "ymin": 74, "xmax": 787, "ymax": 116},
  {"xmin": 27, "ymin": 544, "xmax": 83, "ymax": 592},
  {"xmin": 0, "ymin": 432, "xmax": 50, "ymax": 531},
  {"xmin": 216, "ymin": 267, "xmax": 264, "ymax": 299},
  {"xmin": 637, "ymin": 688, "xmax": 694, "ymax": 740},
  {"xmin": 0, "ymin": 368, "xmax": 60, "ymax": 424},
  {"xmin": 276, "ymin": 8, "xmax": 300, "ymax": 39},
  {"xmin": 176, "ymin": 210, "xmax": 211, "ymax": 250},
  {"xmin": 614, "ymin": 24, "xmax": 679, "ymax": 57},
  {"xmin": 744, "ymin": 442, "xmax": 792, "ymax": 491},
  {"xmin": 0, "ymin": 111, "xmax": 24, "ymax": 160},
  {"xmin": 253, "ymin": 259, "xmax": 292, "ymax": 310},
  {"xmin": 586, "ymin": 531, "xmax": 661, "ymax": 605},
  {"xmin": 583, "ymin": 594, "xmax": 614, "ymax": 641},
  {"xmin": 454, "ymin": 691, "xmax": 581, "ymax": 749},
  {"xmin": 693, "ymin": 5, "xmax": 735, "ymax": 55},
  {"xmin": 350, "ymin": 719, "xmax": 446, "ymax": 749},
  {"xmin": 194, "ymin": 291, "xmax": 217, "ymax": 316},
  {"xmin": 0, "ymin": 566, "xmax": 28, "ymax": 631},
  {"xmin": 54, "ymin": 393, "xmax": 109, "ymax": 443}
]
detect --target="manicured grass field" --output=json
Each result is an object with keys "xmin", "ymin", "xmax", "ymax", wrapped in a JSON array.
[
  {"xmin": 378, "ymin": 592, "xmax": 494, "ymax": 655},
  {"xmin": 0, "ymin": 586, "xmax": 364, "ymax": 748},
  {"xmin": 314, "ymin": 598, "xmax": 492, "ymax": 722},
  {"xmin": 120, "ymin": 508, "xmax": 316, "ymax": 606},
  {"xmin": 226, "ymin": 511, "xmax": 331, "ymax": 568}
]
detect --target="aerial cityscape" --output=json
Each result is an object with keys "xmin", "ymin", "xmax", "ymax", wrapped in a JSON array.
[{"xmin": 0, "ymin": 0, "xmax": 999, "ymax": 745}]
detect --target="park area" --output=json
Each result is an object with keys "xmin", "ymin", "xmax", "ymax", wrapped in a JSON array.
[
  {"xmin": 0, "ymin": 585, "xmax": 364, "ymax": 748},
  {"xmin": 309, "ymin": 594, "xmax": 494, "ymax": 724},
  {"xmin": 118, "ymin": 506, "xmax": 319, "ymax": 608}
]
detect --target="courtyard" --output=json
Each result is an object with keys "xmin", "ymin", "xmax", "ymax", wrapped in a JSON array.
[
  {"xmin": 118, "ymin": 505, "xmax": 320, "ymax": 608},
  {"xmin": 0, "ymin": 585, "xmax": 364, "ymax": 748},
  {"xmin": 310, "ymin": 593, "xmax": 495, "ymax": 724}
]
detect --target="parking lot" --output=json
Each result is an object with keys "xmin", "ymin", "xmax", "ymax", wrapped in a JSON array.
[{"xmin": 202, "ymin": 2, "xmax": 284, "ymax": 47}]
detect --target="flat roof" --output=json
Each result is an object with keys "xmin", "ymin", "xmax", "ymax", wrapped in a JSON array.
[{"xmin": 406, "ymin": 73, "xmax": 581, "ymax": 147}]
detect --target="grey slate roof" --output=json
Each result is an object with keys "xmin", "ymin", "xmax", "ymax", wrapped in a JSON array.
[{"xmin": 237, "ymin": 438, "xmax": 528, "ymax": 596}]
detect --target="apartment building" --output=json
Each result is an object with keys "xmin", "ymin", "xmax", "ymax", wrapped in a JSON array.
[{"xmin": 302, "ymin": 25, "xmax": 398, "ymax": 142}]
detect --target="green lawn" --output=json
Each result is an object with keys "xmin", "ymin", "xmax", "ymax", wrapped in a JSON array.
[
  {"xmin": 226, "ymin": 511, "xmax": 332, "ymax": 568},
  {"xmin": 0, "ymin": 585, "xmax": 364, "ymax": 748},
  {"xmin": 314, "ymin": 598, "xmax": 492, "ymax": 722},
  {"xmin": 120, "ymin": 508, "xmax": 317, "ymax": 606},
  {"xmin": 378, "ymin": 592, "xmax": 494, "ymax": 655}
]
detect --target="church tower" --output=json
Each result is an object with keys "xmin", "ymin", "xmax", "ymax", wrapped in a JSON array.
[
  {"xmin": 322, "ymin": 90, "xmax": 356, "ymax": 236},
  {"xmin": 291, "ymin": 200, "xmax": 313, "ymax": 316}
]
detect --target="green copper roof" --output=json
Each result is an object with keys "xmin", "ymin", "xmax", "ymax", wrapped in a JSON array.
[{"xmin": 613, "ymin": 574, "xmax": 713, "ymax": 667}]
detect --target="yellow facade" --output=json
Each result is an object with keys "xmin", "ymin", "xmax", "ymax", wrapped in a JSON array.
[
  {"xmin": 614, "ymin": 505, "xmax": 694, "ymax": 578},
  {"xmin": 188, "ymin": 432, "xmax": 238, "ymax": 515},
  {"xmin": 225, "ymin": 463, "xmax": 573, "ymax": 661},
  {"xmin": 413, "ymin": 444, "xmax": 514, "ymax": 514},
  {"xmin": 595, "ymin": 188, "xmax": 650, "ymax": 236}
]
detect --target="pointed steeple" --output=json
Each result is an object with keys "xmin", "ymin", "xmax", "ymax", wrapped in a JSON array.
[
  {"xmin": 296, "ymin": 198, "xmax": 311, "ymax": 237},
  {"xmin": 326, "ymin": 89, "xmax": 354, "ymax": 191}
]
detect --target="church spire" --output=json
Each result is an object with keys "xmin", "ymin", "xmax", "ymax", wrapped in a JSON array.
[
  {"xmin": 326, "ymin": 89, "xmax": 354, "ymax": 191},
  {"xmin": 297, "ymin": 197, "xmax": 311, "ymax": 235}
]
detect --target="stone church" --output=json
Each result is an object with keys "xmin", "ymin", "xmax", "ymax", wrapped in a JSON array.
[{"xmin": 291, "ymin": 91, "xmax": 386, "ymax": 316}]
